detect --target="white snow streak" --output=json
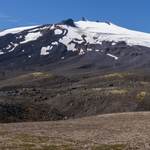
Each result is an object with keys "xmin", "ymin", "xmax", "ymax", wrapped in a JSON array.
[
  {"xmin": 95, "ymin": 49, "xmax": 99, "ymax": 52},
  {"xmin": 6, "ymin": 45, "xmax": 11, "ymax": 49},
  {"xmin": 8, "ymin": 43, "xmax": 18, "ymax": 52},
  {"xmin": 63, "ymin": 30, "xmax": 67, "ymax": 35},
  {"xmin": 107, "ymin": 53, "xmax": 118, "ymax": 60},
  {"xmin": 51, "ymin": 41, "xmax": 58, "ymax": 45},
  {"xmin": 87, "ymin": 48, "xmax": 92, "ymax": 51}
]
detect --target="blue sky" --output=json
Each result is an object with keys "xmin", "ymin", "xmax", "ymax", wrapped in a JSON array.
[{"xmin": 0, "ymin": 0, "xmax": 150, "ymax": 33}]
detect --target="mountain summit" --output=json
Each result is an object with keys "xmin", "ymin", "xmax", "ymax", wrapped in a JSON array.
[{"xmin": 57, "ymin": 18, "xmax": 76, "ymax": 27}]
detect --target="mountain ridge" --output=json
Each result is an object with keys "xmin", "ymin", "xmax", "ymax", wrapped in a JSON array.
[{"xmin": 0, "ymin": 18, "xmax": 150, "ymax": 70}]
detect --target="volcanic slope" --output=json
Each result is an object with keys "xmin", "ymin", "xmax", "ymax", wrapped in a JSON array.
[{"xmin": 0, "ymin": 18, "xmax": 150, "ymax": 70}]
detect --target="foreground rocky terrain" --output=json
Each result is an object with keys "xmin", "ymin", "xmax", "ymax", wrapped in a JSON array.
[{"xmin": 0, "ymin": 112, "xmax": 150, "ymax": 150}]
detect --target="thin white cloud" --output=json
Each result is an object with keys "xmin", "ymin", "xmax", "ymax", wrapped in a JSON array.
[
  {"xmin": 0, "ymin": 13, "xmax": 38, "ymax": 28},
  {"xmin": 0, "ymin": 14, "xmax": 9, "ymax": 18},
  {"xmin": 8, "ymin": 19, "xmax": 19, "ymax": 22}
]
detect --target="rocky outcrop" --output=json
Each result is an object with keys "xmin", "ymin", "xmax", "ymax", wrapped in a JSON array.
[{"xmin": 58, "ymin": 18, "xmax": 76, "ymax": 27}]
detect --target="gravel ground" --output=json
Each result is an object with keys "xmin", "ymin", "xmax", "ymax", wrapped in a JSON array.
[{"xmin": 0, "ymin": 112, "xmax": 150, "ymax": 149}]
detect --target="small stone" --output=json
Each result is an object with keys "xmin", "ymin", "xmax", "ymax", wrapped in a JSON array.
[
  {"xmin": 32, "ymin": 88, "xmax": 36, "ymax": 91},
  {"xmin": 33, "ymin": 99, "xmax": 36, "ymax": 102},
  {"xmin": 108, "ymin": 83, "xmax": 113, "ymax": 86}
]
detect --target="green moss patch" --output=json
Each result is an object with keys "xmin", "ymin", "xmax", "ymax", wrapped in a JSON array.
[{"xmin": 92, "ymin": 144, "xmax": 127, "ymax": 150}]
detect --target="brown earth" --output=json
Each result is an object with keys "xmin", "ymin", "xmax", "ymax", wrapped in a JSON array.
[
  {"xmin": 0, "ymin": 112, "xmax": 150, "ymax": 149},
  {"xmin": 1, "ymin": 70, "xmax": 150, "ymax": 123}
]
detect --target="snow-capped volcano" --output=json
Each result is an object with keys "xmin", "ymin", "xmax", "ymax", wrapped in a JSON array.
[
  {"xmin": 0, "ymin": 18, "xmax": 150, "ymax": 69},
  {"xmin": 75, "ymin": 20, "xmax": 150, "ymax": 47}
]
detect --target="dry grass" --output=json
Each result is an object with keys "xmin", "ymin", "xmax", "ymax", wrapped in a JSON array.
[
  {"xmin": 0, "ymin": 72, "xmax": 54, "ymax": 86},
  {"xmin": 141, "ymin": 82, "xmax": 149, "ymax": 86},
  {"xmin": 103, "ymin": 73, "xmax": 125, "ymax": 78},
  {"xmin": 0, "ymin": 112, "xmax": 150, "ymax": 149},
  {"xmin": 136, "ymin": 91, "xmax": 146, "ymax": 102}
]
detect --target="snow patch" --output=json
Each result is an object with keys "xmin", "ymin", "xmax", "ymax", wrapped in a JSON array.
[
  {"xmin": 87, "ymin": 48, "xmax": 92, "ymax": 51},
  {"xmin": 55, "ymin": 29, "xmax": 63, "ymax": 35},
  {"xmin": 19, "ymin": 35, "xmax": 22, "ymax": 38},
  {"xmin": 51, "ymin": 25, "xmax": 55, "ymax": 30},
  {"xmin": 107, "ymin": 53, "xmax": 118, "ymax": 60},
  {"xmin": 40, "ymin": 46, "xmax": 53, "ymax": 55},
  {"xmin": 79, "ymin": 49, "xmax": 85, "ymax": 55},
  {"xmin": 20, "ymin": 32, "xmax": 42, "ymax": 44},
  {"xmin": 14, "ymin": 43, "xmax": 18, "ymax": 47},
  {"xmin": 68, "ymin": 43, "xmax": 76, "ymax": 51},
  {"xmin": 0, "ymin": 51, "xmax": 4, "ymax": 55},
  {"xmin": 51, "ymin": 41, "xmax": 58, "ymax": 45},
  {"xmin": 112, "ymin": 42, "xmax": 116, "ymax": 45}
]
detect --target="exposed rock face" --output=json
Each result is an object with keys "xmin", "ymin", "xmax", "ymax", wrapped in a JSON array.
[
  {"xmin": 105, "ymin": 21, "xmax": 111, "ymax": 25},
  {"xmin": 81, "ymin": 17, "xmax": 87, "ymax": 21},
  {"xmin": 57, "ymin": 18, "xmax": 76, "ymax": 27}
]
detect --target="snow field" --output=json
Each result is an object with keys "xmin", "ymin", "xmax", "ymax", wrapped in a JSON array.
[
  {"xmin": 40, "ymin": 46, "xmax": 53, "ymax": 55},
  {"xmin": 0, "ymin": 26, "xmax": 39, "ymax": 37}
]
